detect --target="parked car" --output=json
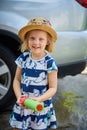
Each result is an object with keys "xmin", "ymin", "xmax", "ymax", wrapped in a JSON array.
[{"xmin": 0, "ymin": 0, "xmax": 87, "ymax": 110}]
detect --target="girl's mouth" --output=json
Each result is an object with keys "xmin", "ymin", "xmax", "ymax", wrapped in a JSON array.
[{"xmin": 32, "ymin": 46, "xmax": 40, "ymax": 49}]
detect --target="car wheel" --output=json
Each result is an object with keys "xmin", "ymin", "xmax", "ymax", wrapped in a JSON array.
[{"xmin": 0, "ymin": 45, "xmax": 16, "ymax": 110}]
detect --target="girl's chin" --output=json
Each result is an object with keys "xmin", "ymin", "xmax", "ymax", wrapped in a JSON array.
[{"xmin": 32, "ymin": 49, "xmax": 41, "ymax": 53}]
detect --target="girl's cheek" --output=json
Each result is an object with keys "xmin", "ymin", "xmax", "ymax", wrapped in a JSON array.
[{"xmin": 28, "ymin": 42, "xmax": 30, "ymax": 46}]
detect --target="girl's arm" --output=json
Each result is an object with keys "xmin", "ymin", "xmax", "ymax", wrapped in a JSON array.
[
  {"xmin": 32, "ymin": 70, "xmax": 58, "ymax": 102},
  {"xmin": 13, "ymin": 66, "xmax": 22, "ymax": 100}
]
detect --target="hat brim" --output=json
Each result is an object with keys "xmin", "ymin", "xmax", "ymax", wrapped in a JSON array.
[{"xmin": 18, "ymin": 25, "xmax": 57, "ymax": 42}]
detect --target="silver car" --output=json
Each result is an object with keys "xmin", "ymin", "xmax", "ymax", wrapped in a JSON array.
[{"xmin": 0, "ymin": 0, "xmax": 87, "ymax": 109}]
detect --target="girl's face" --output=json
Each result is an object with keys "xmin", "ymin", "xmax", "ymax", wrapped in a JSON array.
[{"xmin": 28, "ymin": 30, "xmax": 49, "ymax": 58}]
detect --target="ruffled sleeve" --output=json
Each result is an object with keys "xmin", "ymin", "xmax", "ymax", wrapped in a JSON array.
[
  {"xmin": 15, "ymin": 53, "xmax": 24, "ymax": 68},
  {"xmin": 47, "ymin": 58, "xmax": 58, "ymax": 73},
  {"xmin": 15, "ymin": 52, "xmax": 29, "ymax": 68}
]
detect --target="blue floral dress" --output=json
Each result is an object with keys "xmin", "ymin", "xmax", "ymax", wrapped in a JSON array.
[{"xmin": 9, "ymin": 51, "xmax": 58, "ymax": 130}]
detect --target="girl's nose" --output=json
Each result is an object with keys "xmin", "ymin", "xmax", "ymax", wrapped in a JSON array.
[{"xmin": 34, "ymin": 39, "xmax": 39, "ymax": 44}]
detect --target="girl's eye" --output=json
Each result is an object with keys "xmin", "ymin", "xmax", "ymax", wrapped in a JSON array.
[
  {"xmin": 39, "ymin": 38, "xmax": 44, "ymax": 41},
  {"xmin": 30, "ymin": 37, "xmax": 35, "ymax": 40},
  {"xmin": 29, "ymin": 37, "xmax": 44, "ymax": 41}
]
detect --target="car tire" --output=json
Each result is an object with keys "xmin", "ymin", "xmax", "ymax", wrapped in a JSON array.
[{"xmin": 0, "ymin": 45, "xmax": 16, "ymax": 110}]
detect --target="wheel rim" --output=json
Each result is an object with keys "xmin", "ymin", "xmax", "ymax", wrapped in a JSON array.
[{"xmin": 0, "ymin": 58, "xmax": 11, "ymax": 99}]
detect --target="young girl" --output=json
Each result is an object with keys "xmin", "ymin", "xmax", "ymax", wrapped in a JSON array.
[{"xmin": 9, "ymin": 17, "xmax": 58, "ymax": 130}]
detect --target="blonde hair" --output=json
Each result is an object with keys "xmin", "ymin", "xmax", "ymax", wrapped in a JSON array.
[{"xmin": 20, "ymin": 30, "xmax": 55, "ymax": 53}]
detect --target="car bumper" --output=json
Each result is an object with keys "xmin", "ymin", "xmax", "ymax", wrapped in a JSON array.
[{"xmin": 58, "ymin": 58, "xmax": 87, "ymax": 77}]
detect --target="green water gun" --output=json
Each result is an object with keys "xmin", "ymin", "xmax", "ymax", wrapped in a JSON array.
[{"xmin": 19, "ymin": 95, "xmax": 44, "ymax": 112}]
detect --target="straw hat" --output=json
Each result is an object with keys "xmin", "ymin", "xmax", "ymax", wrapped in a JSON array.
[{"xmin": 18, "ymin": 18, "xmax": 57, "ymax": 42}]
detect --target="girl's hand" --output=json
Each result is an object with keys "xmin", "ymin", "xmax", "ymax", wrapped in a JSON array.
[
  {"xmin": 17, "ymin": 95, "xmax": 27, "ymax": 108},
  {"xmin": 30, "ymin": 97, "xmax": 42, "ymax": 102}
]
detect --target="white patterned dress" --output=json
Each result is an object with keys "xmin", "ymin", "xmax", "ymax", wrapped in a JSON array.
[{"xmin": 9, "ymin": 51, "xmax": 58, "ymax": 130}]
